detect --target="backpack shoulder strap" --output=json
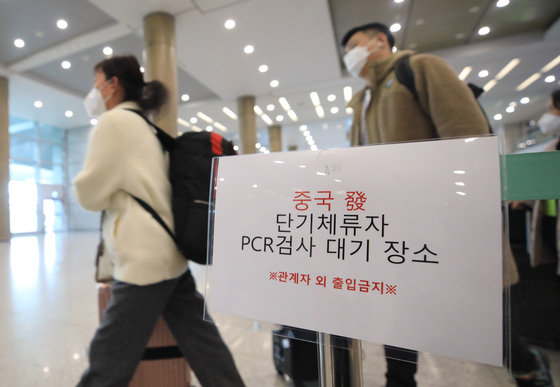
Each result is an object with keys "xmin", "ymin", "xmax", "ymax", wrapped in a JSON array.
[
  {"xmin": 130, "ymin": 194, "xmax": 178, "ymax": 244},
  {"xmin": 394, "ymin": 54, "xmax": 418, "ymax": 100},
  {"xmin": 125, "ymin": 108, "xmax": 177, "ymax": 151}
]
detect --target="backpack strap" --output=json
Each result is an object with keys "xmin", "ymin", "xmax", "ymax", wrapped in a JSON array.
[
  {"xmin": 130, "ymin": 194, "xmax": 178, "ymax": 245},
  {"xmin": 394, "ymin": 54, "xmax": 418, "ymax": 100},
  {"xmin": 125, "ymin": 108, "xmax": 177, "ymax": 151}
]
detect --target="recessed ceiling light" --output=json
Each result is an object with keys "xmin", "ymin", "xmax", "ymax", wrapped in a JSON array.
[
  {"xmin": 56, "ymin": 19, "xmax": 68, "ymax": 30},
  {"xmin": 266, "ymin": 104, "xmax": 275, "ymax": 111},
  {"xmin": 103, "ymin": 46, "xmax": 113, "ymax": 56},
  {"xmin": 181, "ymin": 94, "xmax": 190, "ymax": 102},
  {"xmin": 270, "ymin": 80, "xmax": 279, "ymax": 88},
  {"xmin": 478, "ymin": 70, "xmax": 489, "ymax": 78},
  {"xmin": 506, "ymin": 106, "xmax": 515, "ymax": 113},
  {"xmin": 139, "ymin": 66, "xmax": 145, "ymax": 73},
  {"xmin": 346, "ymin": 107, "xmax": 353, "ymax": 114},
  {"xmin": 458, "ymin": 66, "xmax": 472, "ymax": 80},
  {"xmin": 258, "ymin": 65, "xmax": 269, "ymax": 73},
  {"xmin": 278, "ymin": 97, "xmax": 291, "ymax": 111},
  {"xmin": 206, "ymin": 125, "xmax": 213, "ymax": 132},
  {"xmin": 222, "ymin": 107, "xmax": 238, "ymax": 120},
  {"xmin": 276, "ymin": 115, "xmax": 284, "ymax": 122},
  {"xmin": 14, "ymin": 38, "xmax": 25, "ymax": 48},
  {"xmin": 394, "ymin": 0, "xmax": 405, "ymax": 3},
  {"xmin": 34, "ymin": 100, "xmax": 43, "ymax": 109},
  {"xmin": 330, "ymin": 107, "xmax": 339, "ymax": 114},
  {"xmin": 224, "ymin": 19, "xmax": 236, "ymax": 30},
  {"xmin": 520, "ymin": 97, "xmax": 530, "ymax": 104},
  {"xmin": 390, "ymin": 23, "xmax": 402, "ymax": 32},
  {"xmin": 61, "ymin": 60, "xmax": 71, "ymax": 69},
  {"xmin": 544, "ymin": 75, "xmax": 556, "ymax": 83},
  {"xmin": 327, "ymin": 94, "xmax": 336, "ymax": 102},
  {"xmin": 65, "ymin": 110, "xmax": 73, "ymax": 118},
  {"xmin": 496, "ymin": 0, "xmax": 510, "ymax": 7},
  {"xmin": 244, "ymin": 45, "xmax": 254, "ymax": 54},
  {"xmin": 90, "ymin": 118, "xmax": 98, "ymax": 126},
  {"xmin": 478, "ymin": 26, "xmax": 491, "ymax": 36},
  {"xmin": 190, "ymin": 117, "xmax": 198, "ymax": 124},
  {"xmin": 493, "ymin": 114, "xmax": 503, "ymax": 121}
]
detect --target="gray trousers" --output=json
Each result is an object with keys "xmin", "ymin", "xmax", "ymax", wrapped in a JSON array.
[{"xmin": 77, "ymin": 269, "xmax": 245, "ymax": 387}]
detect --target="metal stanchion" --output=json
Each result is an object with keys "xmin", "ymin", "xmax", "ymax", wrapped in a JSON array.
[
  {"xmin": 318, "ymin": 332, "xmax": 334, "ymax": 387},
  {"xmin": 319, "ymin": 333, "xmax": 363, "ymax": 386}
]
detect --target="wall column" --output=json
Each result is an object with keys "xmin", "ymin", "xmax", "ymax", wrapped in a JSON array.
[
  {"xmin": 268, "ymin": 125, "xmax": 282, "ymax": 152},
  {"xmin": 237, "ymin": 96, "xmax": 257, "ymax": 154},
  {"xmin": 0, "ymin": 77, "xmax": 10, "ymax": 240},
  {"xmin": 143, "ymin": 12, "xmax": 178, "ymax": 136}
]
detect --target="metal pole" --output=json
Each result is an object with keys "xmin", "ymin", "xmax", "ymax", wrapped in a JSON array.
[
  {"xmin": 347, "ymin": 338, "xmax": 363, "ymax": 386},
  {"xmin": 318, "ymin": 332, "xmax": 334, "ymax": 387}
]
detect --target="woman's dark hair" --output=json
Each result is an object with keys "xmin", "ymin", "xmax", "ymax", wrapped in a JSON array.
[
  {"xmin": 94, "ymin": 55, "xmax": 167, "ymax": 113},
  {"xmin": 552, "ymin": 89, "xmax": 560, "ymax": 110}
]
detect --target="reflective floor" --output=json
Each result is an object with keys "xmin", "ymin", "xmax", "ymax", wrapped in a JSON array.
[{"xmin": 0, "ymin": 232, "xmax": 557, "ymax": 386}]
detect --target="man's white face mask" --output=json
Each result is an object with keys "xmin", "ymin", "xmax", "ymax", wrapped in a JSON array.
[
  {"xmin": 83, "ymin": 80, "xmax": 112, "ymax": 118},
  {"xmin": 538, "ymin": 113, "xmax": 560, "ymax": 135},
  {"xmin": 343, "ymin": 39, "xmax": 382, "ymax": 78}
]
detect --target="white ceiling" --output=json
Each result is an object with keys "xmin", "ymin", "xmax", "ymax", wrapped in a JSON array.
[{"xmin": 2, "ymin": 0, "xmax": 560, "ymax": 151}]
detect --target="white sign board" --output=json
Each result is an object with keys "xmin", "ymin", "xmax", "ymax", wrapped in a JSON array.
[{"xmin": 208, "ymin": 137, "xmax": 503, "ymax": 366}]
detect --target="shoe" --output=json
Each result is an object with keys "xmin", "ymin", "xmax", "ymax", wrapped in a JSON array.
[{"xmin": 513, "ymin": 348, "xmax": 554, "ymax": 387}]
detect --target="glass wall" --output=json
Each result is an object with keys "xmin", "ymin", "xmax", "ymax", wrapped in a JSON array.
[{"xmin": 9, "ymin": 117, "xmax": 66, "ymax": 233}]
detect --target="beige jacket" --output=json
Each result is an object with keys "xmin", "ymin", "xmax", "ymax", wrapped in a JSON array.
[
  {"xmin": 348, "ymin": 50, "xmax": 489, "ymax": 146},
  {"xmin": 73, "ymin": 101, "xmax": 188, "ymax": 285}
]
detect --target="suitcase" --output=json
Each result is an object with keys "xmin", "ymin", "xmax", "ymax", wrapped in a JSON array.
[{"xmin": 97, "ymin": 283, "xmax": 192, "ymax": 386}]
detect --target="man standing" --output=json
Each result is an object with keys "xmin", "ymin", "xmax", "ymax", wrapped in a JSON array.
[{"xmin": 341, "ymin": 22, "xmax": 489, "ymax": 387}]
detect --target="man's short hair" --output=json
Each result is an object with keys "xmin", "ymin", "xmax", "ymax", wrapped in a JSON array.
[{"xmin": 341, "ymin": 22, "xmax": 395, "ymax": 49}]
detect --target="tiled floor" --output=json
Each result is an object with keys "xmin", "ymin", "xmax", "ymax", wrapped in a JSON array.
[{"xmin": 0, "ymin": 232, "xmax": 557, "ymax": 386}]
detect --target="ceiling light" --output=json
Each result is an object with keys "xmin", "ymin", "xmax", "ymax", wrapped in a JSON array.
[
  {"xmin": 516, "ymin": 73, "xmax": 541, "ymax": 91},
  {"xmin": 545, "ymin": 75, "xmax": 556, "ymax": 83},
  {"xmin": 261, "ymin": 114, "xmax": 273, "ymax": 125},
  {"xmin": 244, "ymin": 45, "xmax": 254, "ymax": 54},
  {"xmin": 206, "ymin": 125, "xmax": 213, "ymax": 132},
  {"xmin": 520, "ymin": 97, "xmax": 530, "ymax": 104},
  {"xmin": 392, "ymin": 47, "xmax": 398, "ymax": 53},
  {"xmin": 327, "ymin": 94, "xmax": 336, "ymax": 102},
  {"xmin": 56, "ymin": 19, "xmax": 68, "ymax": 29},
  {"xmin": 266, "ymin": 104, "xmax": 275, "ymax": 111},
  {"xmin": 224, "ymin": 19, "xmax": 236, "ymax": 29},
  {"xmin": 493, "ymin": 114, "xmax": 503, "ymax": 121},
  {"xmin": 181, "ymin": 94, "xmax": 190, "ymax": 102},
  {"xmin": 478, "ymin": 26, "xmax": 491, "ymax": 36},
  {"xmin": 276, "ymin": 115, "xmax": 284, "ymax": 122},
  {"xmin": 287, "ymin": 110, "xmax": 298, "ymax": 122},
  {"xmin": 196, "ymin": 112, "xmax": 213, "ymax": 123},
  {"xmin": 278, "ymin": 97, "xmax": 291, "ymax": 111},
  {"xmin": 390, "ymin": 23, "xmax": 402, "ymax": 32},
  {"xmin": 478, "ymin": 70, "xmax": 489, "ymax": 78},
  {"xmin": 139, "ymin": 66, "xmax": 145, "ymax": 73},
  {"xmin": 394, "ymin": 0, "xmax": 405, "ymax": 3},
  {"xmin": 191, "ymin": 125, "xmax": 202, "ymax": 132},
  {"xmin": 343, "ymin": 86, "xmax": 353, "ymax": 102},
  {"xmin": 270, "ymin": 80, "xmax": 279, "ymax": 88},
  {"xmin": 330, "ymin": 107, "xmax": 339, "ymax": 114},
  {"xmin": 299, "ymin": 125, "xmax": 308, "ymax": 131},
  {"xmin": 61, "ymin": 60, "xmax": 71, "ymax": 69},
  {"xmin": 254, "ymin": 105, "xmax": 263, "ymax": 115},
  {"xmin": 258, "ymin": 65, "xmax": 269, "ymax": 73},
  {"xmin": 483, "ymin": 79, "xmax": 497, "ymax": 92},
  {"xmin": 458, "ymin": 66, "xmax": 472, "ymax": 80},
  {"xmin": 34, "ymin": 101, "xmax": 43, "ymax": 109},
  {"xmin": 190, "ymin": 117, "xmax": 198, "ymax": 124},
  {"xmin": 177, "ymin": 118, "xmax": 191, "ymax": 128},
  {"xmin": 14, "ymin": 38, "xmax": 25, "ymax": 48},
  {"xmin": 222, "ymin": 107, "xmax": 238, "ymax": 120},
  {"xmin": 506, "ymin": 106, "xmax": 515, "ymax": 113},
  {"xmin": 541, "ymin": 55, "xmax": 560, "ymax": 72},
  {"xmin": 90, "ymin": 118, "xmax": 98, "ymax": 126},
  {"xmin": 496, "ymin": 0, "xmax": 510, "ymax": 7},
  {"xmin": 103, "ymin": 46, "xmax": 113, "ymax": 56},
  {"xmin": 346, "ymin": 107, "xmax": 353, "ymax": 114},
  {"xmin": 65, "ymin": 110, "xmax": 73, "ymax": 118},
  {"xmin": 495, "ymin": 58, "xmax": 520, "ymax": 80},
  {"xmin": 315, "ymin": 106, "xmax": 325, "ymax": 118},
  {"xmin": 213, "ymin": 122, "xmax": 227, "ymax": 132},
  {"xmin": 310, "ymin": 92, "xmax": 320, "ymax": 106}
]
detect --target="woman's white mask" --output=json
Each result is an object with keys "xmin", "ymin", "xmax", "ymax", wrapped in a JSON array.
[
  {"xmin": 343, "ymin": 39, "xmax": 382, "ymax": 78},
  {"xmin": 538, "ymin": 113, "xmax": 560, "ymax": 135},
  {"xmin": 83, "ymin": 81, "xmax": 111, "ymax": 118}
]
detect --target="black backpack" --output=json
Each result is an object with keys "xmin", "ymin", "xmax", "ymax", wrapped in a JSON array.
[
  {"xmin": 393, "ymin": 54, "xmax": 492, "ymax": 133},
  {"xmin": 127, "ymin": 109, "xmax": 236, "ymax": 265}
]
